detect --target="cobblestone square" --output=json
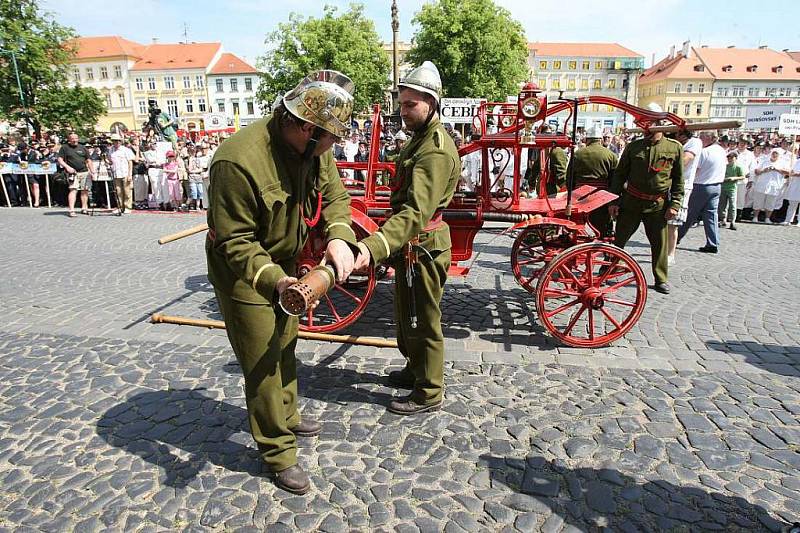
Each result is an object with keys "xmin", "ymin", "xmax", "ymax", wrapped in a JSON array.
[{"xmin": 1, "ymin": 208, "xmax": 799, "ymax": 531}]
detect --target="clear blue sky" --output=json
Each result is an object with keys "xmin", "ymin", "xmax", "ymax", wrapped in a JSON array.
[{"xmin": 44, "ymin": 0, "xmax": 800, "ymax": 68}]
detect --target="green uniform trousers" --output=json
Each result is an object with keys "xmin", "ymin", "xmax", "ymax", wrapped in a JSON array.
[
  {"xmin": 588, "ymin": 208, "xmax": 613, "ymax": 239},
  {"xmin": 614, "ymin": 202, "xmax": 669, "ymax": 285},
  {"xmin": 392, "ymin": 247, "xmax": 451, "ymax": 405},
  {"xmin": 215, "ymin": 290, "xmax": 300, "ymax": 472}
]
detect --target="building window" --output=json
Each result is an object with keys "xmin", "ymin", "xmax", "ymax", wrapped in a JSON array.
[
  {"xmin": 551, "ymin": 79, "xmax": 560, "ymax": 89},
  {"xmin": 105, "ymin": 93, "xmax": 112, "ymax": 108},
  {"xmin": 183, "ymin": 76, "xmax": 191, "ymax": 89},
  {"xmin": 553, "ymin": 61, "xmax": 562, "ymax": 70},
  {"xmin": 716, "ymin": 87, "xmax": 729, "ymax": 97},
  {"xmin": 198, "ymin": 98, "xmax": 206, "ymax": 112},
  {"xmin": 686, "ymin": 83, "xmax": 693, "ymax": 93},
  {"xmin": 582, "ymin": 61, "xmax": 590, "ymax": 70},
  {"xmin": 216, "ymin": 79, "xmax": 224, "ymax": 92},
  {"xmin": 683, "ymin": 103, "xmax": 691, "ymax": 115},
  {"xmin": 164, "ymin": 76, "xmax": 175, "ymax": 90},
  {"xmin": 539, "ymin": 60, "xmax": 547, "ymax": 70},
  {"xmin": 698, "ymin": 83, "xmax": 705, "ymax": 93},
  {"xmin": 195, "ymin": 75, "xmax": 204, "ymax": 88},
  {"xmin": 137, "ymin": 100, "xmax": 147, "ymax": 115},
  {"xmin": 748, "ymin": 87, "xmax": 759, "ymax": 96},
  {"xmin": 232, "ymin": 101, "xmax": 240, "ymax": 115},
  {"xmin": 673, "ymin": 82, "xmax": 681, "ymax": 93},
  {"xmin": 591, "ymin": 104, "xmax": 599, "ymax": 112},
  {"xmin": 244, "ymin": 77, "xmax": 252, "ymax": 91},
  {"xmin": 581, "ymin": 79, "xmax": 588, "ymax": 90},
  {"xmin": 166, "ymin": 99, "xmax": 178, "ymax": 117},
  {"xmin": 607, "ymin": 78, "xmax": 617, "ymax": 89},
  {"xmin": 100, "ymin": 66, "xmax": 108, "ymax": 80},
  {"xmin": 765, "ymin": 87, "xmax": 777, "ymax": 97},
  {"xmin": 217, "ymin": 100, "xmax": 225, "ymax": 113},
  {"xmin": 148, "ymin": 77, "xmax": 156, "ymax": 90},
  {"xmin": 568, "ymin": 78, "xmax": 576, "ymax": 90},
  {"xmin": 593, "ymin": 61, "xmax": 602, "ymax": 70},
  {"xmin": 593, "ymin": 79, "xmax": 601, "ymax": 89},
  {"xmin": 85, "ymin": 67, "xmax": 94, "ymax": 80},
  {"xmin": 230, "ymin": 79, "xmax": 238, "ymax": 92},
  {"xmin": 114, "ymin": 65, "xmax": 122, "ymax": 79},
  {"xmin": 732, "ymin": 86, "xmax": 745, "ymax": 97},
  {"xmin": 135, "ymin": 77, "xmax": 143, "ymax": 90},
  {"xmin": 73, "ymin": 67, "xmax": 80, "ymax": 83},
  {"xmin": 118, "ymin": 92, "xmax": 126, "ymax": 107},
  {"xmin": 696, "ymin": 103, "xmax": 703, "ymax": 115},
  {"xmin": 732, "ymin": 105, "xmax": 742, "ymax": 116},
  {"xmin": 538, "ymin": 78, "xmax": 547, "ymax": 88},
  {"xmin": 778, "ymin": 87, "xmax": 789, "ymax": 97},
  {"xmin": 568, "ymin": 61, "xmax": 577, "ymax": 70},
  {"xmin": 247, "ymin": 100, "xmax": 255, "ymax": 115},
  {"xmin": 185, "ymin": 99, "xmax": 194, "ymax": 113}
]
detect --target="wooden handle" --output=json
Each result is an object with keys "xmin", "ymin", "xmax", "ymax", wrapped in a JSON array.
[
  {"xmin": 158, "ymin": 223, "xmax": 209, "ymax": 245},
  {"xmin": 626, "ymin": 120, "xmax": 742, "ymax": 134},
  {"xmin": 150, "ymin": 313, "xmax": 398, "ymax": 349}
]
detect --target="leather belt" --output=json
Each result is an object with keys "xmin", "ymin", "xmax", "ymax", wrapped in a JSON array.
[
  {"xmin": 625, "ymin": 184, "xmax": 666, "ymax": 202},
  {"xmin": 423, "ymin": 212, "xmax": 444, "ymax": 232}
]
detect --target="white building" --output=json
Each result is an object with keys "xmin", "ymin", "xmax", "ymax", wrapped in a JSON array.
[
  {"xmin": 207, "ymin": 53, "xmax": 262, "ymax": 127},
  {"xmin": 68, "ymin": 36, "xmax": 146, "ymax": 132},
  {"xmin": 528, "ymin": 42, "xmax": 645, "ymax": 131}
]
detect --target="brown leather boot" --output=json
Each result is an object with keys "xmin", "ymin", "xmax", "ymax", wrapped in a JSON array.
[
  {"xmin": 291, "ymin": 419, "xmax": 321, "ymax": 438},
  {"xmin": 387, "ymin": 396, "xmax": 441, "ymax": 415},
  {"xmin": 274, "ymin": 465, "xmax": 311, "ymax": 495}
]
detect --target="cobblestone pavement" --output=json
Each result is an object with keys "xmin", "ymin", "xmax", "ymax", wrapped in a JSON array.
[{"xmin": 1, "ymin": 208, "xmax": 799, "ymax": 531}]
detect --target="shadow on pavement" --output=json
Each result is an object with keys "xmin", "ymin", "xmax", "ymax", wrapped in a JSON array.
[
  {"xmin": 705, "ymin": 340, "xmax": 800, "ymax": 378},
  {"xmin": 479, "ymin": 454, "xmax": 788, "ymax": 531}
]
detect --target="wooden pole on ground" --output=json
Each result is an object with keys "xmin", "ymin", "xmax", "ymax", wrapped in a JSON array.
[
  {"xmin": 158, "ymin": 223, "xmax": 209, "ymax": 245},
  {"xmin": 150, "ymin": 312, "xmax": 398, "ymax": 349}
]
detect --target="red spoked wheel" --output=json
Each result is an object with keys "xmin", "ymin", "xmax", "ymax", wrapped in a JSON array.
[
  {"xmin": 535, "ymin": 242, "xmax": 647, "ymax": 347},
  {"xmin": 511, "ymin": 224, "xmax": 572, "ymax": 293},
  {"xmin": 297, "ymin": 225, "xmax": 376, "ymax": 333}
]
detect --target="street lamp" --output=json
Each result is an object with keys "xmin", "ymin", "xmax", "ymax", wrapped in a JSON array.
[{"xmin": 0, "ymin": 37, "xmax": 28, "ymax": 135}]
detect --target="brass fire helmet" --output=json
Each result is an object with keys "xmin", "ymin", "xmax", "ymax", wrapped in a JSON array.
[
  {"xmin": 282, "ymin": 70, "xmax": 355, "ymax": 138},
  {"xmin": 398, "ymin": 61, "xmax": 442, "ymax": 104}
]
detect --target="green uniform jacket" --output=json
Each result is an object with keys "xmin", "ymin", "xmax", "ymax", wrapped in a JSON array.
[
  {"xmin": 361, "ymin": 118, "xmax": 460, "ymax": 263},
  {"xmin": 610, "ymin": 136, "xmax": 684, "ymax": 212},
  {"xmin": 206, "ymin": 116, "xmax": 357, "ymax": 304},
  {"xmin": 573, "ymin": 141, "xmax": 618, "ymax": 183},
  {"xmin": 531, "ymin": 147, "xmax": 568, "ymax": 195}
]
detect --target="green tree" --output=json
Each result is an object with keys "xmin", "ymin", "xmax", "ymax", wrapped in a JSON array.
[
  {"xmin": 0, "ymin": 0, "xmax": 105, "ymax": 137},
  {"xmin": 406, "ymin": 0, "xmax": 529, "ymax": 100},
  {"xmin": 257, "ymin": 4, "xmax": 391, "ymax": 114},
  {"xmin": 37, "ymin": 85, "xmax": 106, "ymax": 138}
]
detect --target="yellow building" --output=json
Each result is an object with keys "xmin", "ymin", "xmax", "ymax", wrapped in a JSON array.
[
  {"xmin": 638, "ymin": 42, "xmax": 714, "ymax": 122},
  {"xmin": 130, "ymin": 42, "xmax": 223, "ymax": 133},
  {"xmin": 68, "ymin": 36, "xmax": 146, "ymax": 132}
]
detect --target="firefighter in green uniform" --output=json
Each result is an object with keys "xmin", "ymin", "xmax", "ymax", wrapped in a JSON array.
[
  {"xmin": 205, "ymin": 71, "xmax": 358, "ymax": 494},
  {"xmin": 573, "ymin": 124, "xmax": 618, "ymax": 237},
  {"xmin": 354, "ymin": 61, "xmax": 460, "ymax": 415},
  {"xmin": 609, "ymin": 104, "xmax": 684, "ymax": 294},
  {"xmin": 528, "ymin": 124, "xmax": 568, "ymax": 196}
]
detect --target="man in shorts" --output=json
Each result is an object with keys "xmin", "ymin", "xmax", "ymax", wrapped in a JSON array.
[
  {"xmin": 57, "ymin": 133, "xmax": 94, "ymax": 217},
  {"xmin": 667, "ymin": 129, "xmax": 702, "ymax": 265}
]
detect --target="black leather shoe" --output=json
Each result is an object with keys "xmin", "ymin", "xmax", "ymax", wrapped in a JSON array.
[
  {"xmin": 387, "ymin": 396, "xmax": 441, "ymax": 415},
  {"xmin": 698, "ymin": 245, "xmax": 718, "ymax": 253},
  {"xmin": 274, "ymin": 465, "xmax": 310, "ymax": 494},
  {"xmin": 291, "ymin": 419, "xmax": 321, "ymax": 438},
  {"xmin": 387, "ymin": 368, "xmax": 415, "ymax": 388},
  {"xmin": 729, "ymin": 224, "xmax": 737, "ymax": 231},
  {"xmin": 653, "ymin": 282, "xmax": 670, "ymax": 294}
]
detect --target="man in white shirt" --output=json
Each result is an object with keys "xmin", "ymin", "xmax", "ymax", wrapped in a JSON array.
[
  {"xmin": 667, "ymin": 130, "xmax": 703, "ymax": 264},
  {"xmin": 108, "ymin": 134, "xmax": 135, "ymax": 213},
  {"xmin": 735, "ymin": 140, "xmax": 755, "ymax": 214},
  {"xmin": 678, "ymin": 131, "xmax": 727, "ymax": 253},
  {"xmin": 459, "ymin": 133, "xmax": 482, "ymax": 193}
]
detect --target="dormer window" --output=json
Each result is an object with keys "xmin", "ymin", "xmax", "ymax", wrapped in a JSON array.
[
  {"xmin": 772, "ymin": 65, "xmax": 783, "ymax": 73},
  {"xmin": 693, "ymin": 65, "xmax": 705, "ymax": 72},
  {"xmin": 722, "ymin": 65, "xmax": 733, "ymax": 72},
  {"xmin": 746, "ymin": 65, "xmax": 757, "ymax": 72}
]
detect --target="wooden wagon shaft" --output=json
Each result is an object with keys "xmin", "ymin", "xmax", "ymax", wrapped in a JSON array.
[
  {"xmin": 158, "ymin": 223, "xmax": 210, "ymax": 245},
  {"xmin": 150, "ymin": 313, "xmax": 399, "ymax": 348},
  {"xmin": 626, "ymin": 120, "xmax": 742, "ymax": 135}
]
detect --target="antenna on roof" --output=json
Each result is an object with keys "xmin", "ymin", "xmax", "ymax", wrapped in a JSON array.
[{"xmin": 182, "ymin": 22, "xmax": 189, "ymax": 44}]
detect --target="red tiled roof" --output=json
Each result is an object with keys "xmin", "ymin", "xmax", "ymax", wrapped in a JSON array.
[
  {"xmin": 784, "ymin": 51, "xmax": 800, "ymax": 63},
  {"xmin": 70, "ymin": 36, "xmax": 146, "ymax": 59},
  {"xmin": 640, "ymin": 51, "xmax": 713, "ymax": 83},
  {"xmin": 131, "ymin": 42, "xmax": 222, "ymax": 71},
  {"xmin": 528, "ymin": 42, "xmax": 642, "ymax": 58},
  {"xmin": 693, "ymin": 47, "xmax": 800, "ymax": 80},
  {"xmin": 209, "ymin": 53, "xmax": 257, "ymax": 75}
]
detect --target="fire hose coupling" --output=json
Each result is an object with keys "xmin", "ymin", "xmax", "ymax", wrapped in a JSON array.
[{"xmin": 279, "ymin": 264, "xmax": 337, "ymax": 316}]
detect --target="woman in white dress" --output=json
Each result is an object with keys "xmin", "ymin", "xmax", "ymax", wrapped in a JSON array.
[{"xmin": 752, "ymin": 150, "xmax": 788, "ymax": 223}]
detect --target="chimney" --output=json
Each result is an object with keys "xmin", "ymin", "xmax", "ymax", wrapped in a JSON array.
[
  {"xmin": 758, "ymin": 45, "xmax": 768, "ymax": 49},
  {"xmin": 651, "ymin": 53, "xmax": 655, "ymax": 67},
  {"xmin": 151, "ymin": 38, "xmax": 159, "ymax": 44},
  {"xmin": 727, "ymin": 45, "xmax": 735, "ymax": 49},
  {"xmin": 681, "ymin": 40, "xmax": 690, "ymax": 57},
  {"xmin": 669, "ymin": 45, "xmax": 675, "ymax": 59}
]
